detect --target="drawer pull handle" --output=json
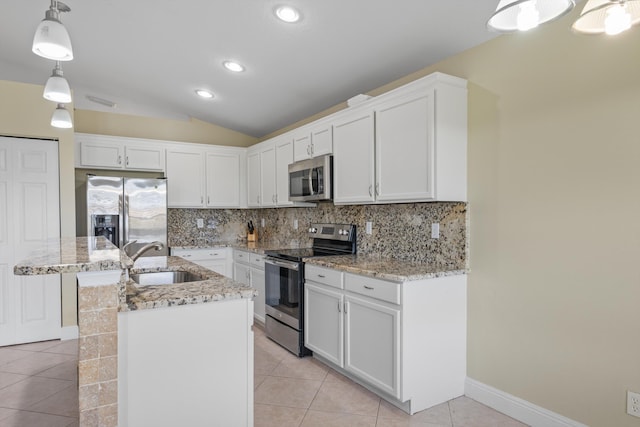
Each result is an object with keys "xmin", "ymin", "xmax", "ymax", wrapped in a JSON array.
[
  {"xmin": 317, "ymin": 274, "xmax": 326, "ymax": 278},
  {"xmin": 364, "ymin": 285, "xmax": 374, "ymax": 290}
]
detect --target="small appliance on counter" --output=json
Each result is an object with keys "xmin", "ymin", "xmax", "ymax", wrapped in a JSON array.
[
  {"xmin": 86, "ymin": 175, "xmax": 168, "ymax": 257},
  {"xmin": 264, "ymin": 223, "xmax": 356, "ymax": 356}
]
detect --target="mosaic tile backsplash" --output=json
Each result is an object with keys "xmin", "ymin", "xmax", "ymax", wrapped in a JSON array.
[{"xmin": 169, "ymin": 202, "xmax": 466, "ymax": 268}]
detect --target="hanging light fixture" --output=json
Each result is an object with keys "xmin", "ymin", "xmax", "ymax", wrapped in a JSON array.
[
  {"xmin": 487, "ymin": 0, "xmax": 576, "ymax": 32},
  {"xmin": 43, "ymin": 61, "xmax": 71, "ymax": 103},
  {"xmin": 572, "ymin": 0, "xmax": 640, "ymax": 34},
  {"xmin": 51, "ymin": 104, "xmax": 73, "ymax": 129},
  {"xmin": 32, "ymin": 0, "xmax": 73, "ymax": 61}
]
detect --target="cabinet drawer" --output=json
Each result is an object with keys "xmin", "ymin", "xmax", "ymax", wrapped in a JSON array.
[
  {"xmin": 250, "ymin": 253, "xmax": 265, "ymax": 269},
  {"xmin": 172, "ymin": 247, "xmax": 227, "ymax": 261},
  {"xmin": 305, "ymin": 265, "xmax": 343, "ymax": 289},
  {"xmin": 345, "ymin": 273, "xmax": 400, "ymax": 304},
  {"xmin": 234, "ymin": 250, "xmax": 250, "ymax": 264}
]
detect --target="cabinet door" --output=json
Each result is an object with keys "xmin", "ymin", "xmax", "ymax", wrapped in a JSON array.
[
  {"xmin": 247, "ymin": 151, "xmax": 261, "ymax": 207},
  {"xmin": 275, "ymin": 138, "xmax": 294, "ymax": 207},
  {"xmin": 251, "ymin": 268, "xmax": 265, "ymax": 323},
  {"xmin": 166, "ymin": 149, "xmax": 205, "ymax": 207},
  {"xmin": 332, "ymin": 110, "xmax": 375, "ymax": 204},
  {"xmin": 310, "ymin": 125, "xmax": 332, "ymax": 157},
  {"xmin": 376, "ymin": 92, "xmax": 435, "ymax": 202},
  {"xmin": 125, "ymin": 145, "xmax": 164, "ymax": 171},
  {"xmin": 206, "ymin": 151, "xmax": 240, "ymax": 208},
  {"xmin": 260, "ymin": 146, "xmax": 277, "ymax": 207},
  {"xmin": 233, "ymin": 263, "xmax": 250, "ymax": 286},
  {"xmin": 344, "ymin": 295, "xmax": 400, "ymax": 398},
  {"xmin": 293, "ymin": 132, "xmax": 311, "ymax": 162},
  {"xmin": 79, "ymin": 141, "xmax": 124, "ymax": 169},
  {"xmin": 304, "ymin": 283, "xmax": 344, "ymax": 367}
]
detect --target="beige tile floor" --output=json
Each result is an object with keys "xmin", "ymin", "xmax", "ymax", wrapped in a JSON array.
[
  {"xmin": 254, "ymin": 326, "xmax": 528, "ymax": 427},
  {"xmin": 0, "ymin": 328, "xmax": 528, "ymax": 427},
  {"xmin": 0, "ymin": 339, "xmax": 79, "ymax": 427}
]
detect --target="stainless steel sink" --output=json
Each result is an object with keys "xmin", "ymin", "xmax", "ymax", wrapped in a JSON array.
[{"xmin": 130, "ymin": 271, "xmax": 204, "ymax": 286}]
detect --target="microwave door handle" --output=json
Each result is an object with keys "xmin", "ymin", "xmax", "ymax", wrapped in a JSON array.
[{"xmin": 309, "ymin": 168, "xmax": 316, "ymax": 195}]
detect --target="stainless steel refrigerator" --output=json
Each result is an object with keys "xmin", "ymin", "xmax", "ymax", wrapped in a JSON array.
[{"xmin": 86, "ymin": 175, "xmax": 168, "ymax": 257}]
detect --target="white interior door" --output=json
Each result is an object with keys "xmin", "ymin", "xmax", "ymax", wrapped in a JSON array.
[{"xmin": 0, "ymin": 136, "xmax": 61, "ymax": 346}]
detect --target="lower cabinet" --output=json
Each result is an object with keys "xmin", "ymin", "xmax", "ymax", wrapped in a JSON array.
[
  {"xmin": 233, "ymin": 249, "xmax": 265, "ymax": 323},
  {"xmin": 171, "ymin": 247, "xmax": 232, "ymax": 278},
  {"xmin": 304, "ymin": 264, "xmax": 466, "ymax": 415}
]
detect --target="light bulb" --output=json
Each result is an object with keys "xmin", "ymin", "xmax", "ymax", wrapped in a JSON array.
[
  {"xmin": 517, "ymin": 0, "xmax": 540, "ymax": 31},
  {"xmin": 604, "ymin": 3, "xmax": 632, "ymax": 35}
]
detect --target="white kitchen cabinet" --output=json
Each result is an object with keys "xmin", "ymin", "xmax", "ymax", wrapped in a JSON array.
[
  {"xmin": 76, "ymin": 133, "xmax": 165, "ymax": 171},
  {"xmin": 205, "ymin": 151, "xmax": 241, "ymax": 208},
  {"xmin": 247, "ymin": 143, "xmax": 276, "ymax": 208},
  {"xmin": 234, "ymin": 249, "xmax": 266, "ymax": 323},
  {"xmin": 304, "ymin": 264, "xmax": 467, "ymax": 415},
  {"xmin": 292, "ymin": 122, "xmax": 333, "ymax": 162},
  {"xmin": 166, "ymin": 147, "xmax": 205, "ymax": 207},
  {"xmin": 332, "ymin": 72, "xmax": 467, "ymax": 204},
  {"xmin": 171, "ymin": 247, "xmax": 232, "ymax": 278},
  {"xmin": 344, "ymin": 294, "xmax": 400, "ymax": 397},
  {"xmin": 332, "ymin": 109, "xmax": 376, "ymax": 204},
  {"xmin": 118, "ymin": 298, "xmax": 254, "ymax": 427},
  {"xmin": 304, "ymin": 282, "xmax": 344, "ymax": 367},
  {"xmin": 275, "ymin": 136, "xmax": 295, "ymax": 206}
]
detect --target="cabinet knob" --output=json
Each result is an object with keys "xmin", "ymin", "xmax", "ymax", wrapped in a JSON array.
[
  {"xmin": 126, "ymin": 156, "xmax": 129, "ymax": 166},
  {"xmin": 118, "ymin": 155, "xmax": 122, "ymax": 165}
]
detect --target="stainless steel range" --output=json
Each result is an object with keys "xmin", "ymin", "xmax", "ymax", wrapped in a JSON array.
[{"xmin": 264, "ymin": 223, "xmax": 356, "ymax": 357}]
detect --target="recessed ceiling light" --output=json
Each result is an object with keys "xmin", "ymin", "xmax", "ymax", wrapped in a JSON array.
[
  {"xmin": 275, "ymin": 5, "xmax": 301, "ymax": 23},
  {"xmin": 195, "ymin": 89, "xmax": 214, "ymax": 99},
  {"xmin": 223, "ymin": 61, "xmax": 245, "ymax": 73}
]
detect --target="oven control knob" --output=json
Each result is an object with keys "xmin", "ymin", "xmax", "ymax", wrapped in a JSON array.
[
  {"xmin": 339, "ymin": 229, "xmax": 348, "ymax": 235},
  {"xmin": 308, "ymin": 227, "xmax": 317, "ymax": 233}
]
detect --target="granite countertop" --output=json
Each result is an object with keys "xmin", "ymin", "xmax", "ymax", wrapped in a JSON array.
[
  {"xmin": 124, "ymin": 255, "xmax": 257, "ymax": 311},
  {"xmin": 304, "ymin": 254, "xmax": 466, "ymax": 282},
  {"xmin": 170, "ymin": 241, "xmax": 308, "ymax": 254},
  {"xmin": 13, "ymin": 236, "xmax": 133, "ymax": 275}
]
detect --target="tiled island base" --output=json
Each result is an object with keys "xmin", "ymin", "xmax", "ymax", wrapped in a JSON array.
[{"xmin": 77, "ymin": 282, "xmax": 120, "ymax": 426}]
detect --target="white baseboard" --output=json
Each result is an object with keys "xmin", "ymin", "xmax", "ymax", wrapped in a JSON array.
[
  {"xmin": 465, "ymin": 378, "xmax": 588, "ymax": 427},
  {"xmin": 60, "ymin": 325, "xmax": 79, "ymax": 340}
]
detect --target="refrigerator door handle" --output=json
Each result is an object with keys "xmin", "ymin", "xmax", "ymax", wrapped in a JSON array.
[{"xmin": 123, "ymin": 194, "xmax": 130, "ymax": 244}]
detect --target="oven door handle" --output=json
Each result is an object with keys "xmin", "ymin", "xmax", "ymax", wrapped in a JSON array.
[{"xmin": 265, "ymin": 257, "xmax": 300, "ymax": 271}]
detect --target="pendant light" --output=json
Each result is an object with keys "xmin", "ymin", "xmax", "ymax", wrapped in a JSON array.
[
  {"xmin": 51, "ymin": 104, "xmax": 73, "ymax": 129},
  {"xmin": 572, "ymin": 0, "xmax": 640, "ymax": 35},
  {"xmin": 43, "ymin": 61, "xmax": 71, "ymax": 103},
  {"xmin": 32, "ymin": 0, "xmax": 73, "ymax": 61},
  {"xmin": 488, "ymin": 0, "xmax": 576, "ymax": 32}
]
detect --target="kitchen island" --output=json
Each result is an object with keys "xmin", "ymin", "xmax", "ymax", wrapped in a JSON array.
[{"xmin": 14, "ymin": 237, "xmax": 257, "ymax": 427}]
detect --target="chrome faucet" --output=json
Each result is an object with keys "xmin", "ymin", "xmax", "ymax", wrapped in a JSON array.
[{"xmin": 124, "ymin": 240, "xmax": 165, "ymax": 261}]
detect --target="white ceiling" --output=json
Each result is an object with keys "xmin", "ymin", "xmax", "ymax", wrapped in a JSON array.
[{"xmin": 0, "ymin": 1, "xmax": 499, "ymax": 137}]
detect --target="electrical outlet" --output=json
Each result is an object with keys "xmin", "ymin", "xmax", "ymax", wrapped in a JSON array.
[
  {"xmin": 196, "ymin": 218, "xmax": 204, "ymax": 228},
  {"xmin": 365, "ymin": 221, "xmax": 373, "ymax": 235},
  {"xmin": 261, "ymin": 218, "xmax": 265, "ymax": 228},
  {"xmin": 431, "ymin": 223, "xmax": 440, "ymax": 239},
  {"xmin": 293, "ymin": 219, "xmax": 298, "ymax": 230},
  {"xmin": 628, "ymin": 391, "xmax": 640, "ymax": 418}
]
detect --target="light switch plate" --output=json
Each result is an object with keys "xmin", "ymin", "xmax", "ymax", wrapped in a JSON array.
[
  {"xmin": 196, "ymin": 218, "xmax": 204, "ymax": 228},
  {"xmin": 431, "ymin": 223, "xmax": 440, "ymax": 239},
  {"xmin": 365, "ymin": 221, "xmax": 372, "ymax": 235}
]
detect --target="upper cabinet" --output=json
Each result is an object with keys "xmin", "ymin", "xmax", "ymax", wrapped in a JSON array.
[
  {"xmin": 333, "ymin": 72, "xmax": 467, "ymax": 204},
  {"xmin": 167, "ymin": 144, "xmax": 246, "ymax": 209},
  {"xmin": 292, "ymin": 122, "xmax": 333, "ymax": 162},
  {"xmin": 76, "ymin": 133, "xmax": 165, "ymax": 171}
]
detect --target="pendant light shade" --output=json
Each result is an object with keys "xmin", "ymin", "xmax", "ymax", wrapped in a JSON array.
[
  {"xmin": 43, "ymin": 62, "xmax": 71, "ymax": 103},
  {"xmin": 51, "ymin": 104, "xmax": 73, "ymax": 129},
  {"xmin": 572, "ymin": 0, "xmax": 640, "ymax": 34},
  {"xmin": 488, "ymin": 0, "xmax": 576, "ymax": 32},
  {"xmin": 32, "ymin": 2, "xmax": 73, "ymax": 61}
]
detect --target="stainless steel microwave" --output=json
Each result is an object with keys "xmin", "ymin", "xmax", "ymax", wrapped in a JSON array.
[{"xmin": 288, "ymin": 155, "xmax": 332, "ymax": 202}]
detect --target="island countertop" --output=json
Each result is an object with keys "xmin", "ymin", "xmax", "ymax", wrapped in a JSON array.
[
  {"xmin": 304, "ymin": 254, "xmax": 466, "ymax": 282},
  {"xmin": 124, "ymin": 255, "xmax": 257, "ymax": 311},
  {"xmin": 13, "ymin": 236, "xmax": 133, "ymax": 275}
]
